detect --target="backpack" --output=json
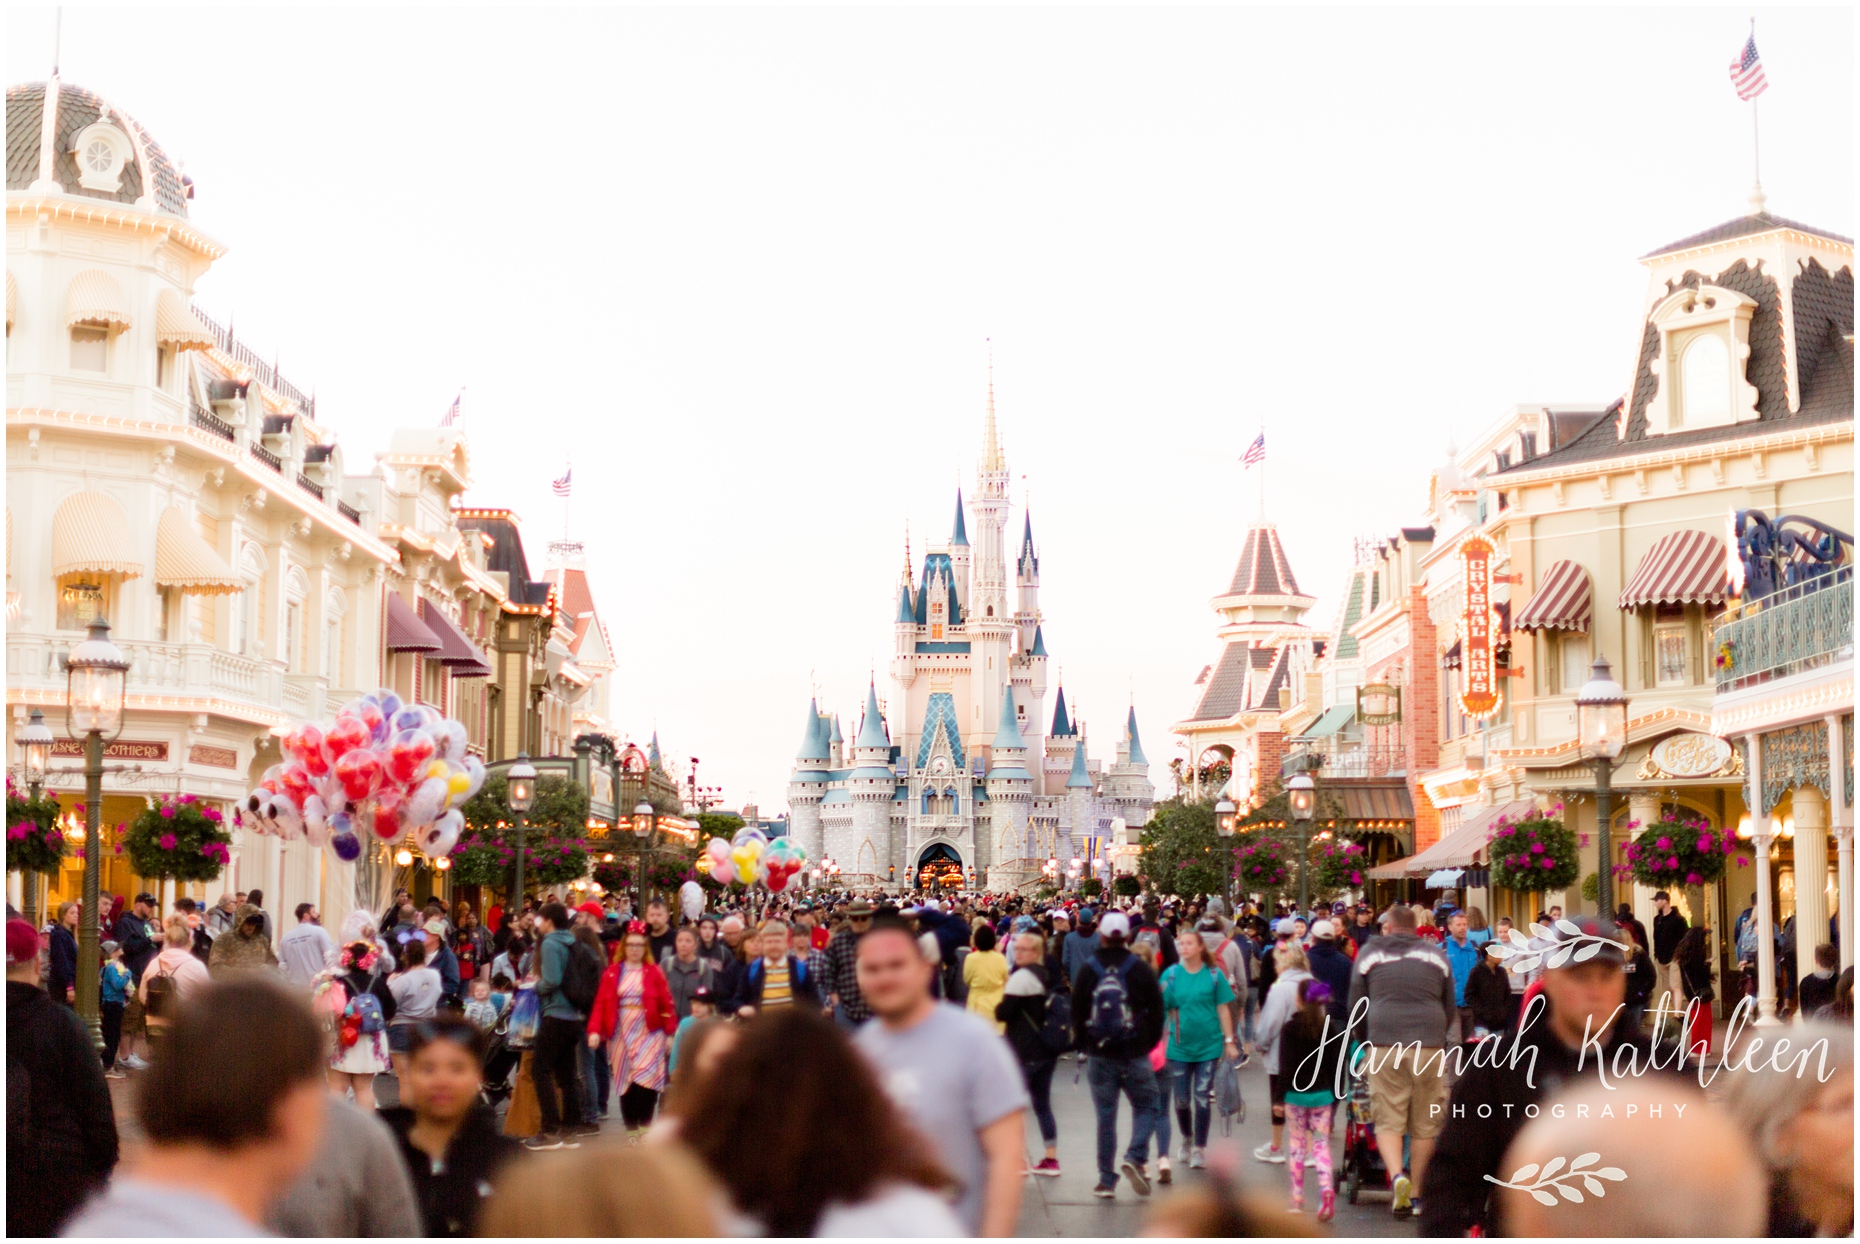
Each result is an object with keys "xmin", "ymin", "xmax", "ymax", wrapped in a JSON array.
[
  {"xmin": 1087, "ymin": 957, "xmax": 1137, "ymax": 1045},
  {"xmin": 561, "ymin": 940, "xmax": 604, "ymax": 1015},
  {"xmin": 1038, "ymin": 986, "xmax": 1074, "ymax": 1055},
  {"xmin": 144, "ymin": 959, "xmax": 179, "ymax": 1020}
]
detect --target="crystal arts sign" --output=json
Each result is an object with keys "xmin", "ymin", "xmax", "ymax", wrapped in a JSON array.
[{"xmin": 1459, "ymin": 536, "xmax": 1502, "ymax": 719}]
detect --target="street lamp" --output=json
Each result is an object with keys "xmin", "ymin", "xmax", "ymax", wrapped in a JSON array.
[
  {"xmin": 1288, "ymin": 772, "xmax": 1316, "ymax": 919},
  {"xmin": 64, "ymin": 620, "xmax": 128, "ymax": 1049},
  {"xmin": 1575, "ymin": 656, "xmax": 1629, "ymax": 919},
  {"xmin": 1214, "ymin": 796, "xmax": 1237, "ymax": 913},
  {"xmin": 632, "ymin": 801, "xmax": 656, "ymax": 916},
  {"xmin": 15, "ymin": 708, "xmax": 54, "ymax": 928},
  {"xmin": 507, "ymin": 754, "xmax": 537, "ymax": 910}
]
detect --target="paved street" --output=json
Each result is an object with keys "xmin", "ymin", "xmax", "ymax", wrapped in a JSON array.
[{"xmin": 1014, "ymin": 1053, "xmax": 1410, "ymax": 1238}]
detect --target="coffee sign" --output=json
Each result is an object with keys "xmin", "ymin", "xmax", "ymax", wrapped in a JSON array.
[
  {"xmin": 1459, "ymin": 536, "xmax": 1502, "ymax": 719},
  {"xmin": 1650, "ymin": 733, "xmax": 1733, "ymax": 779},
  {"xmin": 1357, "ymin": 683, "xmax": 1402, "ymax": 726}
]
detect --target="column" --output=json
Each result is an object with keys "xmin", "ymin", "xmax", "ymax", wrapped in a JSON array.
[
  {"xmin": 1747, "ymin": 733, "xmax": 1779, "ymax": 1025},
  {"xmin": 1794, "ymin": 786, "xmax": 1829, "ymax": 1001},
  {"xmin": 1628, "ymin": 792, "xmax": 1661, "ymax": 936},
  {"xmin": 1830, "ymin": 714, "xmax": 1854, "ymax": 972}
]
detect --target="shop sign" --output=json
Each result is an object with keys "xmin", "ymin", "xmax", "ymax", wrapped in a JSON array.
[
  {"xmin": 1650, "ymin": 733, "xmax": 1734, "ymax": 779},
  {"xmin": 1459, "ymin": 536, "xmax": 1501, "ymax": 719},
  {"xmin": 1357, "ymin": 683, "xmax": 1402, "ymax": 726},
  {"xmin": 188, "ymin": 744, "xmax": 239, "ymax": 769},
  {"xmin": 51, "ymin": 739, "xmax": 168, "ymax": 761}
]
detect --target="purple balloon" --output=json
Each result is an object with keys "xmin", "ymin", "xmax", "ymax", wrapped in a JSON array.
[{"xmin": 331, "ymin": 832, "xmax": 363, "ymax": 862}]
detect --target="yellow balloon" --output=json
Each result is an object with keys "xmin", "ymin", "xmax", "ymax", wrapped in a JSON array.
[
  {"xmin": 447, "ymin": 772, "xmax": 471, "ymax": 795},
  {"xmin": 425, "ymin": 760, "xmax": 450, "ymax": 780}
]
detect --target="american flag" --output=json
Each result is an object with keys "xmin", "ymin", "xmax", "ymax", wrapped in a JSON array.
[
  {"xmin": 1241, "ymin": 432, "xmax": 1266, "ymax": 469},
  {"xmin": 551, "ymin": 467, "xmax": 572, "ymax": 497},
  {"xmin": 440, "ymin": 390, "xmax": 462, "ymax": 427},
  {"xmin": 1729, "ymin": 35, "xmax": 1768, "ymax": 101}
]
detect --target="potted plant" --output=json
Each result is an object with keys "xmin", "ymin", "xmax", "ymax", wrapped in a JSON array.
[
  {"xmin": 6, "ymin": 776, "xmax": 65, "ymax": 877},
  {"xmin": 1311, "ymin": 837, "xmax": 1368, "ymax": 894},
  {"xmin": 1487, "ymin": 810, "xmax": 1579, "ymax": 893},
  {"xmin": 123, "ymin": 795, "xmax": 233, "ymax": 884}
]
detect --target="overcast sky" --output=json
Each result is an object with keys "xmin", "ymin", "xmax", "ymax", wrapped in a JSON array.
[{"xmin": 10, "ymin": 6, "xmax": 1852, "ymax": 813}]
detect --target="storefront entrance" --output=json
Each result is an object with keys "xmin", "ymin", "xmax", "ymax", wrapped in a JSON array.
[{"xmin": 916, "ymin": 842, "xmax": 964, "ymax": 891}]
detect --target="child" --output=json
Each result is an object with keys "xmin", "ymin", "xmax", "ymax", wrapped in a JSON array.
[
  {"xmin": 463, "ymin": 975, "xmax": 501, "ymax": 1032},
  {"xmin": 490, "ymin": 972, "xmax": 514, "ymax": 1018},
  {"xmin": 669, "ymin": 986, "xmax": 716, "ymax": 1075},
  {"xmin": 1277, "ymin": 978, "xmax": 1342, "ymax": 1220},
  {"xmin": 99, "ymin": 940, "xmax": 132, "ymax": 1078}
]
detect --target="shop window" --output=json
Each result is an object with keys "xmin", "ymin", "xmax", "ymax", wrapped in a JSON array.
[
  {"xmin": 157, "ymin": 346, "xmax": 175, "ymax": 391},
  {"xmin": 70, "ymin": 326, "xmax": 108, "ymax": 372},
  {"xmin": 1558, "ymin": 634, "xmax": 1589, "ymax": 693},
  {"xmin": 57, "ymin": 579, "xmax": 109, "ymax": 631},
  {"xmin": 1654, "ymin": 624, "xmax": 1688, "ymax": 685}
]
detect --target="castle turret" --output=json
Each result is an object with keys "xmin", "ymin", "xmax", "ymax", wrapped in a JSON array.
[
  {"xmin": 948, "ymin": 490, "xmax": 971, "ymax": 615},
  {"xmin": 1104, "ymin": 704, "xmax": 1157, "ymax": 834},
  {"xmin": 848, "ymin": 682, "xmax": 896, "ymax": 884},
  {"xmin": 971, "ymin": 362, "xmax": 1013, "ymax": 756},
  {"xmin": 1064, "ymin": 727, "xmax": 1094, "ymax": 864},
  {"xmin": 786, "ymin": 699, "xmax": 830, "ymax": 859},
  {"xmin": 985, "ymin": 686, "xmax": 1034, "ymax": 882}
]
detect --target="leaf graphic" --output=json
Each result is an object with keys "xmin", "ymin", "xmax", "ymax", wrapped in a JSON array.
[
  {"xmin": 1571, "ymin": 1153, "xmax": 1599, "ymax": 1170},
  {"xmin": 1574, "ymin": 942, "xmax": 1600, "ymax": 962},
  {"xmin": 1556, "ymin": 918, "xmax": 1583, "ymax": 936},
  {"xmin": 1489, "ymin": 942, "xmax": 1515, "ymax": 958},
  {"xmin": 1529, "ymin": 922, "xmax": 1551, "ymax": 939},
  {"xmin": 1508, "ymin": 928, "xmax": 1531, "ymax": 948},
  {"xmin": 1557, "ymin": 1184, "xmax": 1583, "ymax": 1203},
  {"xmin": 1547, "ymin": 946, "xmax": 1573, "ymax": 969},
  {"xmin": 1508, "ymin": 1163, "xmax": 1541, "ymax": 1183},
  {"xmin": 1531, "ymin": 1190, "xmax": 1557, "ymax": 1207},
  {"xmin": 1582, "ymin": 1177, "xmax": 1604, "ymax": 1196},
  {"xmin": 1511, "ymin": 955, "xmax": 1541, "ymax": 973},
  {"xmin": 1593, "ymin": 1167, "xmax": 1626, "ymax": 1181},
  {"xmin": 1540, "ymin": 1157, "xmax": 1566, "ymax": 1179}
]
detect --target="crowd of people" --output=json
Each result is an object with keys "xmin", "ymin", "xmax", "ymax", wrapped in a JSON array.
[{"xmin": 5, "ymin": 881, "xmax": 1854, "ymax": 1237}]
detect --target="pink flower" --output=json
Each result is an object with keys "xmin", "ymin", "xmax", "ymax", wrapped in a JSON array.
[
  {"xmin": 180, "ymin": 793, "xmax": 197, "ymax": 804},
  {"xmin": 1531, "ymin": 842, "xmax": 1546, "ymax": 854},
  {"xmin": 1697, "ymin": 836, "xmax": 1711, "ymax": 852},
  {"xmin": 203, "ymin": 808, "xmax": 222, "ymax": 823},
  {"xmin": 1350, "ymin": 870, "xmax": 1363, "ymax": 884},
  {"xmin": 5, "ymin": 824, "xmax": 25, "ymax": 841},
  {"xmin": 158, "ymin": 833, "xmax": 178, "ymax": 851},
  {"xmin": 1655, "ymin": 836, "xmax": 1670, "ymax": 850},
  {"xmin": 1736, "ymin": 857, "xmax": 1749, "ymax": 867},
  {"xmin": 1666, "ymin": 856, "xmax": 1679, "ymax": 870},
  {"xmin": 1540, "ymin": 857, "xmax": 1555, "ymax": 869},
  {"xmin": 159, "ymin": 806, "xmax": 176, "ymax": 819},
  {"xmin": 1685, "ymin": 872, "xmax": 1703, "ymax": 885}
]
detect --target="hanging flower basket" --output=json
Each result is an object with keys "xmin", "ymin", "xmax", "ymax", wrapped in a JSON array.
[
  {"xmin": 1233, "ymin": 837, "xmax": 1290, "ymax": 890},
  {"xmin": 1487, "ymin": 811, "xmax": 1579, "ymax": 892},
  {"xmin": 1312, "ymin": 837, "xmax": 1368, "ymax": 892},
  {"xmin": 1619, "ymin": 814, "xmax": 1743, "ymax": 889},
  {"xmin": 5, "ymin": 777, "xmax": 65, "ymax": 876},
  {"xmin": 448, "ymin": 825, "xmax": 589, "ymax": 889},
  {"xmin": 123, "ymin": 795, "xmax": 233, "ymax": 883}
]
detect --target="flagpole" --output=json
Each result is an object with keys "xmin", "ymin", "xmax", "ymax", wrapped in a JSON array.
[
  {"xmin": 1748, "ymin": 16, "xmax": 1764, "ymax": 212},
  {"xmin": 1257, "ymin": 423, "xmax": 1266, "ymax": 521}
]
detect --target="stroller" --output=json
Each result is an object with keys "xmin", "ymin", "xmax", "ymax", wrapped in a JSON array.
[
  {"xmin": 1336, "ymin": 1053, "xmax": 1390, "ymax": 1204},
  {"xmin": 479, "ymin": 989, "xmax": 535, "ymax": 1111}
]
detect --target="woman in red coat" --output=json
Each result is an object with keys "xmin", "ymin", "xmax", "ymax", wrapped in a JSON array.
[{"xmin": 586, "ymin": 921, "xmax": 678, "ymax": 1137}]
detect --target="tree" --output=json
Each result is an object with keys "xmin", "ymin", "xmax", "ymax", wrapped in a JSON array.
[
  {"xmin": 1112, "ymin": 875, "xmax": 1142, "ymax": 898},
  {"xmin": 453, "ymin": 774, "xmax": 592, "ymax": 891},
  {"xmin": 696, "ymin": 812, "xmax": 746, "ymax": 841},
  {"xmin": 1137, "ymin": 797, "xmax": 1230, "ymax": 899},
  {"xmin": 1078, "ymin": 877, "xmax": 1104, "ymax": 899}
]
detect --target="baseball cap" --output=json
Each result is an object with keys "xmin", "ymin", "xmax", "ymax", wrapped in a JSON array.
[
  {"xmin": 102, "ymin": 939, "xmax": 120, "ymax": 956},
  {"xmin": 135, "ymin": 892, "xmax": 158, "ymax": 905},
  {"xmin": 576, "ymin": 901, "xmax": 604, "ymax": 921},
  {"xmin": 1310, "ymin": 919, "xmax": 1336, "ymax": 940},
  {"xmin": 422, "ymin": 918, "xmax": 447, "ymax": 937},
  {"xmin": 690, "ymin": 985, "xmax": 715, "ymax": 1003},
  {"xmin": 5, "ymin": 920, "xmax": 40, "ymax": 965},
  {"xmin": 1099, "ymin": 911, "xmax": 1132, "ymax": 940},
  {"xmin": 1272, "ymin": 917, "xmax": 1295, "ymax": 936}
]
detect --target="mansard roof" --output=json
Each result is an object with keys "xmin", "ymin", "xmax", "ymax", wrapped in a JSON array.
[
  {"xmin": 914, "ymin": 552, "xmax": 963, "ymax": 627},
  {"xmin": 1225, "ymin": 524, "xmax": 1307, "ymax": 599},
  {"xmin": 1640, "ymin": 211, "xmax": 1852, "ymax": 260}
]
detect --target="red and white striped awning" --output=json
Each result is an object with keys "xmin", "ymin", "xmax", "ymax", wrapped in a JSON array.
[
  {"xmin": 1619, "ymin": 530, "xmax": 1732, "ymax": 609},
  {"xmin": 1514, "ymin": 559, "xmax": 1593, "ymax": 633}
]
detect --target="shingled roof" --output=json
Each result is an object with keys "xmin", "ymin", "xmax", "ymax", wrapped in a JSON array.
[
  {"xmin": 6, "ymin": 81, "xmax": 189, "ymax": 217},
  {"xmin": 1226, "ymin": 524, "xmax": 1305, "ymax": 598},
  {"xmin": 1641, "ymin": 211, "xmax": 1852, "ymax": 260}
]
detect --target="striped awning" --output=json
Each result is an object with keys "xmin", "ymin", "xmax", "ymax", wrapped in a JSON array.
[
  {"xmin": 5, "ymin": 271, "xmax": 15, "ymax": 331},
  {"xmin": 1514, "ymin": 560, "xmax": 1593, "ymax": 632},
  {"xmin": 1366, "ymin": 799, "xmax": 1536, "ymax": 879},
  {"xmin": 155, "ymin": 290, "xmax": 214, "ymax": 351},
  {"xmin": 419, "ymin": 600, "xmax": 491, "ymax": 677},
  {"xmin": 155, "ymin": 506, "xmax": 241, "ymax": 594},
  {"xmin": 66, "ymin": 268, "xmax": 131, "ymax": 329},
  {"xmin": 1619, "ymin": 530, "xmax": 1732, "ymax": 609},
  {"xmin": 51, "ymin": 490, "xmax": 142, "ymax": 579},
  {"xmin": 386, "ymin": 593, "xmax": 442, "ymax": 653},
  {"xmin": 1442, "ymin": 640, "xmax": 1462, "ymax": 670}
]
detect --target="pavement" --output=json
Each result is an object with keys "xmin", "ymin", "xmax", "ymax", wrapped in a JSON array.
[{"xmin": 1014, "ymin": 1052, "xmax": 1412, "ymax": 1238}]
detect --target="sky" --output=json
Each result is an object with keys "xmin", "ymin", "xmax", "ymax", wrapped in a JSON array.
[{"xmin": 9, "ymin": 6, "xmax": 1852, "ymax": 813}]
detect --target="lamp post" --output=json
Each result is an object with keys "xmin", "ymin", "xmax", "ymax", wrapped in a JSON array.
[
  {"xmin": 632, "ymin": 801, "xmax": 656, "ymax": 916},
  {"xmin": 1575, "ymin": 656, "xmax": 1629, "ymax": 920},
  {"xmin": 64, "ymin": 621, "xmax": 129, "ymax": 1049},
  {"xmin": 1288, "ymin": 772, "xmax": 1317, "ymax": 918},
  {"xmin": 1215, "ymin": 796, "xmax": 1237, "ymax": 914},
  {"xmin": 506, "ymin": 753, "xmax": 536, "ymax": 911},
  {"xmin": 15, "ymin": 708, "xmax": 53, "ymax": 928}
]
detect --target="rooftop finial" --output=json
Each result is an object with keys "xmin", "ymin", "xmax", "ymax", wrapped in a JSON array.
[{"xmin": 983, "ymin": 340, "xmax": 1004, "ymax": 472}]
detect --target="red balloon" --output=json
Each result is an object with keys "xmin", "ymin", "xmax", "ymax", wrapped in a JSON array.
[
  {"xmin": 278, "ymin": 765, "xmax": 316, "ymax": 807},
  {"xmin": 285, "ymin": 724, "xmax": 330, "ymax": 776},
  {"xmin": 369, "ymin": 790, "xmax": 404, "ymax": 840},
  {"xmin": 323, "ymin": 715, "xmax": 371, "ymax": 762},
  {"xmin": 384, "ymin": 730, "xmax": 437, "ymax": 787},
  {"xmin": 334, "ymin": 748, "xmax": 384, "ymax": 803}
]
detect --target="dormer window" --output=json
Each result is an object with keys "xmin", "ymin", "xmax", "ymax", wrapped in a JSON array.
[
  {"xmin": 69, "ymin": 121, "xmax": 131, "ymax": 193},
  {"xmin": 1679, "ymin": 333, "xmax": 1731, "ymax": 423},
  {"xmin": 1646, "ymin": 284, "xmax": 1760, "ymax": 434}
]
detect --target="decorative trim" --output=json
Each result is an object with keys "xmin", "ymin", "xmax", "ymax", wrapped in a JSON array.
[{"xmin": 1760, "ymin": 721, "xmax": 1831, "ymax": 814}]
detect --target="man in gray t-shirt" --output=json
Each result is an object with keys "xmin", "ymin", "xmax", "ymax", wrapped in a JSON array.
[{"xmin": 853, "ymin": 917, "xmax": 1028, "ymax": 1235}]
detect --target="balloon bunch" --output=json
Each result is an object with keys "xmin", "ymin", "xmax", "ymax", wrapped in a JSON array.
[
  {"xmin": 701, "ymin": 827, "xmax": 809, "ymax": 891},
  {"xmin": 243, "ymin": 689, "xmax": 487, "ymax": 866}
]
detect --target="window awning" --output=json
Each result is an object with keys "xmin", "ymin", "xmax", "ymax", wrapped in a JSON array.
[
  {"xmin": 1619, "ymin": 530, "xmax": 1731, "ymax": 609},
  {"xmin": 1338, "ymin": 783, "xmax": 1414, "ymax": 822},
  {"xmin": 155, "ymin": 291, "xmax": 214, "ymax": 351},
  {"xmin": 1442, "ymin": 640, "xmax": 1462, "ymax": 670},
  {"xmin": 5, "ymin": 271, "xmax": 15, "ymax": 332},
  {"xmin": 1365, "ymin": 799, "xmax": 1536, "ymax": 879},
  {"xmin": 1425, "ymin": 868, "xmax": 1466, "ymax": 889},
  {"xmin": 66, "ymin": 268, "xmax": 130, "ymax": 329},
  {"xmin": 1514, "ymin": 559, "xmax": 1593, "ymax": 632},
  {"xmin": 154, "ymin": 506, "xmax": 241, "ymax": 595},
  {"xmin": 385, "ymin": 593, "xmax": 442, "ymax": 653},
  {"xmin": 50, "ymin": 490, "xmax": 142, "ymax": 580},
  {"xmin": 1304, "ymin": 704, "xmax": 1355, "ymax": 738},
  {"xmin": 419, "ymin": 600, "xmax": 491, "ymax": 677}
]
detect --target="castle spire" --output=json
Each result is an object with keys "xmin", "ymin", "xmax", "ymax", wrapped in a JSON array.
[
  {"xmin": 856, "ymin": 681, "xmax": 890, "ymax": 750},
  {"xmin": 1124, "ymin": 705, "xmax": 1148, "ymax": 767},
  {"xmin": 983, "ymin": 341, "xmax": 1004, "ymax": 473},
  {"xmin": 951, "ymin": 489, "xmax": 969, "ymax": 547}
]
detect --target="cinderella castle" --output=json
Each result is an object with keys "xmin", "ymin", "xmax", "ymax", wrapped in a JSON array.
[{"xmin": 787, "ymin": 375, "xmax": 1154, "ymax": 890}]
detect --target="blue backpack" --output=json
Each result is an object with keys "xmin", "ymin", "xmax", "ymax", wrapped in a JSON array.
[
  {"xmin": 346, "ymin": 989, "xmax": 386, "ymax": 1035},
  {"xmin": 1087, "ymin": 957, "xmax": 1137, "ymax": 1045}
]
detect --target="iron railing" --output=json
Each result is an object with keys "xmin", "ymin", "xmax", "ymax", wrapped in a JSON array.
[
  {"xmin": 1715, "ymin": 565, "xmax": 1854, "ymax": 692},
  {"xmin": 189, "ymin": 405, "xmax": 235, "ymax": 442},
  {"xmin": 250, "ymin": 443, "xmax": 282, "ymax": 473},
  {"xmin": 295, "ymin": 473, "xmax": 324, "ymax": 500},
  {"xmin": 336, "ymin": 500, "xmax": 361, "ymax": 525},
  {"xmin": 190, "ymin": 305, "xmax": 316, "ymax": 417}
]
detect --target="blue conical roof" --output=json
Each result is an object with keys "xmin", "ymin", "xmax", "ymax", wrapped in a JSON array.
[
  {"xmin": 1018, "ymin": 512, "xmax": 1038, "ymax": 577},
  {"xmin": 995, "ymin": 686, "xmax": 1026, "ymax": 751},
  {"xmin": 1051, "ymin": 686, "xmax": 1073, "ymax": 737},
  {"xmin": 1066, "ymin": 738, "xmax": 1093, "ymax": 788},
  {"xmin": 797, "ymin": 699, "xmax": 829, "ymax": 761},
  {"xmin": 856, "ymin": 682, "xmax": 890, "ymax": 750},
  {"xmin": 648, "ymin": 731, "xmax": 663, "ymax": 768},
  {"xmin": 896, "ymin": 582, "xmax": 915, "ymax": 623},
  {"xmin": 1125, "ymin": 706, "xmax": 1147, "ymax": 767},
  {"xmin": 830, "ymin": 715, "xmax": 843, "ymax": 745},
  {"xmin": 951, "ymin": 490, "xmax": 969, "ymax": 547},
  {"xmin": 1030, "ymin": 625, "xmax": 1047, "ymax": 657}
]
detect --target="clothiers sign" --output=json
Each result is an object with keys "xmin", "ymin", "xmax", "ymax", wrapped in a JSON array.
[
  {"xmin": 1459, "ymin": 536, "xmax": 1502, "ymax": 720},
  {"xmin": 51, "ymin": 739, "xmax": 169, "ymax": 761}
]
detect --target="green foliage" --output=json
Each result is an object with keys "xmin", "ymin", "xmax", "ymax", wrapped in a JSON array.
[
  {"xmin": 1622, "ymin": 814, "xmax": 1741, "ymax": 889},
  {"xmin": 1078, "ymin": 877, "xmax": 1104, "ymax": 899},
  {"xmin": 5, "ymin": 779, "xmax": 65, "ymax": 875},
  {"xmin": 1137, "ymin": 798, "xmax": 1228, "ymax": 899},
  {"xmin": 1112, "ymin": 875, "xmax": 1142, "ymax": 898},
  {"xmin": 695, "ymin": 812, "xmax": 746, "ymax": 841},
  {"xmin": 1580, "ymin": 872, "xmax": 1600, "ymax": 903},
  {"xmin": 452, "ymin": 774, "xmax": 591, "ymax": 891},
  {"xmin": 592, "ymin": 852, "xmax": 696, "ymax": 897},
  {"xmin": 462, "ymin": 772, "xmax": 589, "ymax": 835},
  {"xmin": 124, "ymin": 796, "xmax": 233, "ymax": 882},
  {"xmin": 1488, "ymin": 811, "xmax": 1580, "ymax": 892},
  {"xmin": 1312, "ymin": 836, "xmax": 1369, "ymax": 893}
]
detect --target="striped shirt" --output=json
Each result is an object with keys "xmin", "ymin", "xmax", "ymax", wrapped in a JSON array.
[{"xmin": 761, "ymin": 957, "xmax": 793, "ymax": 1007}]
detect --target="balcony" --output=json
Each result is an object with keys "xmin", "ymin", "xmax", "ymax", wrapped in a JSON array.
[
  {"xmin": 1714, "ymin": 566, "xmax": 1853, "ymax": 693},
  {"xmin": 1286, "ymin": 735, "xmax": 1408, "ymax": 779},
  {"xmin": 6, "ymin": 632, "xmax": 291, "ymax": 725}
]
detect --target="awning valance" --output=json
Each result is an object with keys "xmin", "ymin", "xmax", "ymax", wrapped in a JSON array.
[
  {"xmin": 1514, "ymin": 560, "xmax": 1593, "ymax": 632},
  {"xmin": 50, "ymin": 490, "xmax": 142, "ymax": 580},
  {"xmin": 5, "ymin": 271, "xmax": 15, "ymax": 331},
  {"xmin": 1365, "ymin": 799, "xmax": 1536, "ymax": 879},
  {"xmin": 385, "ymin": 593, "xmax": 442, "ymax": 653},
  {"xmin": 419, "ymin": 600, "xmax": 491, "ymax": 677},
  {"xmin": 1304, "ymin": 704, "xmax": 1355, "ymax": 738},
  {"xmin": 155, "ymin": 506, "xmax": 241, "ymax": 594},
  {"xmin": 1337, "ymin": 783, "xmax": 1414, "ymax": 822},
  {"xmin": 1619, "ymin": 530, "xmax": 1731, "ymax": 609},
  {"xmin": 1442, "ymin": 640, "xmax": 1462, "ymax": 670},
  {"xmin": 66, "ymin": 268, "xmax": 130, "ymax": 329},
  {"xmin": 1425, "ymin": 868, "xmax": 1466, "ymax": 889},
  {"xmin": 155, "ymin": 290, "xmax": 214, "ymax": 351}
]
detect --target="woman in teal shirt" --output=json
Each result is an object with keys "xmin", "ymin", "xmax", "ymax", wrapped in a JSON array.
[{"xmin": 1159, "ymin": 924, "xmax": 1238, "ymax": 1168}]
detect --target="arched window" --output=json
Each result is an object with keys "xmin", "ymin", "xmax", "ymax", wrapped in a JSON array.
[{"xmin": 1680, "ymin": 332, "xmax": 1730, "ymax": 425}]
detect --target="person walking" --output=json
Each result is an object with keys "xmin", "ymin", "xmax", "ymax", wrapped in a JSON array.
[
  {"xmin": 139, "ymin": 915, "xmax": 213, "ymax": 1061},
  {"xmin": 822, "ymin": 897, "xmax": 875, "ymax": 1027},
  {"xmin": 733, "ymin": 919, "xmax": 821, "ymax": 1017},
  {"xmin": 1441, "ymin": 910, "xmax": 1481, "ymax": 1041},
  {"xmin": 660, "ymin": 926, "xmax": 715, "ymax": 1019},
  {"xmin": 586, "ymin": 921, "xmax": 677, "ymax": 1139},
  {"xmin": 98, "ymin": 940, "xmax": 133, "ymax": 1076},
  {"xmin": 997, "ymin": 929, "xmax": 1065, "ymax": 1177},
  {"xmin": 1159, "ymin": 926, "xmax": 1237, "ymax": 1172},
  {"xmin": 1304, "ymin": 920, "xmax": 1352, "ymax": 1027},
  {"xmin": 47, "ymin": 901, "xmax": 80, "ymax": 1004},
  {"xmin": 1650, "ymin": 890, "xmax": 1689, "ymax": 1020},
  {"xmin": 527, "ymin": 902, "xmax": 590, "ymax": 1150},
  {"xmin": 208, "ymin": 903, "xmax": 280, "ymax": 976},
  {"xmin": 386, "ymin": 939, "xmax": 443, "ymax": 1081},
  {"xmin": 1070, "ymin": 910, "xmax": 1165, "ymax": 1200},
  {"xmin": 1252, "ymin": 940, "xmax": 1313, "ymax": 1165},
  {"xmin": 1674, "ymin": 924, "xmax": 1716, "ymax": 1059},
  {"xmin": 964, "ymin": 923, "xmax": 1010, "ymax": 1034},
  {"xmin": 1062, "ymin": 908, "xmax": 1100, "ymax": 987},
  {"xmin": 1345, "ymin": 901, "xmax": 1454, "ymax": 1218},
  {"xmin": 380, "ymin": 1014, "xmax": 518, "ymax": 1237},
  {"xmin": 113, "ymin": 892, "xmax": 159, "ymax": 987},
  {"xmin": 854, "ymin": 913, "xmax": 1028, "ymax": 1235},
  {"xmin": 1277, "ymin": 978, "xmax": 1344, "ymax": 1221},
  {"xmin": 280, "ymin": 903, "xmax": 335, "ymax": 989},
  {"xmin": 319, "ymin": 940, "xmax": 395, "ymax": 1111},
  {"xmin": 1462, "ymin": 945, "xmax": 1513, "ymax": 1038}
]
